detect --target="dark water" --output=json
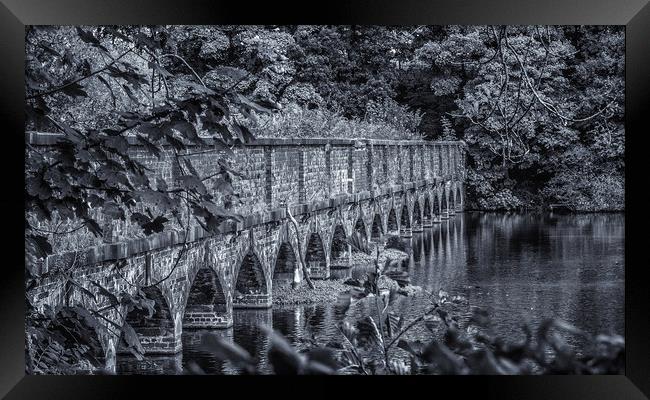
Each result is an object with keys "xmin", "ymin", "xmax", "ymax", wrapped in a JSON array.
[{"xmin": 116, "ymin": 212, "xmax": 625, "ymax": 374}]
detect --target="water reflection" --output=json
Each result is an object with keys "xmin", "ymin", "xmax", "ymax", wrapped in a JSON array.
[
  {"xmin": 181, "ymin": 328, "xmax": 233, "ymax": 374},
  {"xmin": 120, "ymin": 212, "xmax": 625, "ymax": 374},
  {"xmin": 116, "ymin": 353, "xmax": 183, "ymax": 375},
  {"xmin": 233, "ymin": 309, "xmax": 272, "ymax": 373}
]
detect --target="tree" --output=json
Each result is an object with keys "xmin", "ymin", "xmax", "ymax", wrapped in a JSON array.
[{"xmin": 411, "ymin": 25, "xmax": 624, "ymax": 210}]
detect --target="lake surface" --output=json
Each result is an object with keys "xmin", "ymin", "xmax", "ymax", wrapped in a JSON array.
[{"xmin": 116, "ymin": 212, "xmax": 625, "ymax": 374}]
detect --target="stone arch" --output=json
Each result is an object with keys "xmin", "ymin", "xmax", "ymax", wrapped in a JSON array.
[
  {"xmin": 236, "ymin": 252, "xmax": 267, "ymax": 294},
  {"xmin": 399, "ymin": 201, "xmax": 411, "ymax": 237},
  {"xmin": 305, "ymin": 232, "xmax": 328, "ymax": 279},
  {"xmin": 433, "ymin": 191, "xmax": 441, "ymax": 216},
  {"xmin": 371, "ymin": 200, "xmax": 385, "ymax": 229},
  {"xmin": 423, "ymin": 195, "xmax": 432, "ymax": 224},
  {"xmin": 448, "ymin": 185, "xmax": 456, "ymax": 211},
  {"xmin": 273, "ymin": 241, "xmax": 297, "ymax": 287},
  {"xmin": 233, "ymin": 251, "xmax": 271, "ymax": 309},
  {"xmin": 412, "ymin": 199, "xmax": 422, "ymax": 230},
  {"xmin": 353, "ymin": 216, "xmax": 368, "ymax": 242},
  {"xmin": 442, "ymin": 187, "xmax": 449, "ymax": 212},
  {"xmin": 183, "ymin": 267, "xmax": 230, "ymax": 329},
  {"xmin": 387, "ymin": 208, "xmax": 398, "ymax": 233},
  {"xmin": 330, "ymin": 224, "xmax": 349, "ymax": 269},
  {"xmin": 456, "ymin": 184, "xmax": 463, "ymax": 209},
  {"xmin": 370, "ymin": 214, "xmax": 383, "ymax": 240},
  {"xmin": 359, "ymin": 201, "xmax": 374, "ymax": 233},
  {"xmin": 117, "ymin": 286, "xmax": 180, "ymax": 354},
  {"xmin": 400, "ymin": 203, "xmax": 410, "ymax": 228}
]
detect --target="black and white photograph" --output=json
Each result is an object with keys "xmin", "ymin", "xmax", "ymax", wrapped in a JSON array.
[{"xmin": 24, "ymin": 25, "xmax": 625, "ymax": 376}]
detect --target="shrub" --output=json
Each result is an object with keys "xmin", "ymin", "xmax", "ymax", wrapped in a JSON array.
[
  {"xmin": 541, "ymin": 169, "xmax": 624, "ymax": 212},
  {"xmin": 465, "ymin": 168, "xmax": 525, "ymax": 211},
  {"xmin": 242, "ymin": 103, "xmax": 424, "ymax": 141}
]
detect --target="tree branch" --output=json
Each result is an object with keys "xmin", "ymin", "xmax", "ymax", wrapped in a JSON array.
[
  {"xmin": 26, "ymin": 47, "xmax": 135, "ymax": 100},
  {"xmin": 504, "ymin": 30, "xmax": 616, "ymax": 123},
  {"xmin": 286, "ymin": 204, "xmax": 315, "ymax": 289}
]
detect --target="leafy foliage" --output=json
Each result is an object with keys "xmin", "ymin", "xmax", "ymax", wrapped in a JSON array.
[
  {"xmin": 192, "ymin": 326, "xmax": 339, "ymax": 375},
  {"xmin": 409, "ymin": 26, "xmax": 624, "ymax": 210},
  {"xmin": 243, "ymin": 103, "xmax": 422, "ymax": 141},
  {"xmin": 390, "ymin": 307, "xmax": 625, "ymax": 375},
  {"xmin": 25, "ymin": 275, "xmax": 164, "ymax": 374},
  {"xmin": 216, "ymin": 25, "xmax": 623, "ymax": 211},
  {"xmin": 26, "ymin": 303, "xmax": 106, "ymax": 374}
]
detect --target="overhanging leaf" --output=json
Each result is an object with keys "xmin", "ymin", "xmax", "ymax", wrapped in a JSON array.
[
  {"xmin": 90, "ymin": 281, "xmax": 119, "ymax": 306},
  {"xmin": 102, "ymin": 201, "xmax": 125, "ymax": 220},
  {"xmin": 141, "ymin": 215, "xmax": 169, "ymax": 235},
  {"xmin": 179, "ymin": 175, "xmax": 208, "ymax": 195},
  {"xmin": 121, "ymin": 321, "xmax": 145, "ymax": 360},
  {"xmin": 62, "ymin": 82, "xmax": 88, "ymax": 98},
  {"xmin": 136, "ymin": 134, "xmax": 162, "ymax": 159},
  {"xmin": 200, "ymin": 332, "xmax": 255, "ymax": 371}
]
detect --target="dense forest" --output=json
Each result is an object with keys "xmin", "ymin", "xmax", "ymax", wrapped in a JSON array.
[{"xmin": 26, "ymin": 26, "xmax": 624, "ymax": 214}]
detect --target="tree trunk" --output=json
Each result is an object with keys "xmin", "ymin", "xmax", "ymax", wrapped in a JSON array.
[{"xmin": 286, "ymin": 204, "xmax": 315, "ymax": 289}]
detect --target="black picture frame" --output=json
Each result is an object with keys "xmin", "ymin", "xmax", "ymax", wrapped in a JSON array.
[{"xmin": 2, "ymin": 0, "xmax": 648, "ymax": 398}]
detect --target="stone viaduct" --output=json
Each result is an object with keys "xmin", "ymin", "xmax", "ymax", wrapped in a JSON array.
[{"xmin": 27, "ymin": 132, "xmax": 466, "ymax": 369}]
